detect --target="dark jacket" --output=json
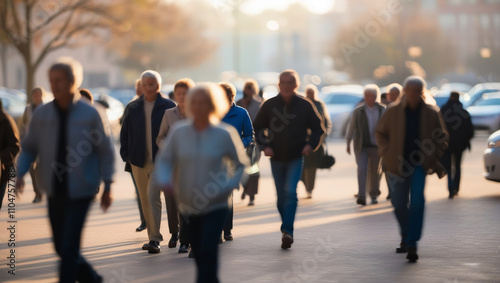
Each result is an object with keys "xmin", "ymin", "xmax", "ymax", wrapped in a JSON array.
[
  {"xmin": 253, "ymin": 94, "xmax": 325, "ymax": 163},
  {"xmin": 0, "ymin": 110, "xmax": 20, "ymax": 181},
  {"xmin": 440, "ymin": 100, "xmax": 474, "ymax": 152},
  {"xmin": 120, "ymin": 93, "xmax": 176, "ymax": 168}
]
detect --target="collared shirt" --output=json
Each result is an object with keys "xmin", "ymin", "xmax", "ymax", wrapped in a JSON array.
[
  {"xmin": 144, "ymin": 99, "xmax": 156, "ymax": 164},
  {"xmin": 365, "ymin": 105, "xmax": 380, "ymax": 146}
]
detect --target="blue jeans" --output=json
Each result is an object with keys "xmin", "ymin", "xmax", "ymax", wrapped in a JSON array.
[
  {"xmin": 270, "ymin": 157, "xmax": 304, "ymax": 236},
  {"xmin": 183, "ymin": 208, "xmax": 228, "ymax": 283},
  {"xmin": 388, "ymin": 166, "xmax": 426, "ymax": 249},
  {"xmin": 48, "ymin": 195, "xmax": 100, "ymax": 283}
]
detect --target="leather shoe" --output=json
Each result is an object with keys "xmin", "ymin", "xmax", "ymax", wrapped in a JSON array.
[
  {"xmin": 178, "ymin": 244, "xmax": 189, "ymax": 253},
  {"xmin": 396, "ymin": 242, "xmax": 408, "ymax": 253},
  {"xmin": 136, "ymin": 224, "xmax": 147, "ymax": 232},
  {"xmin": 168, "ymin": 233, "xmax": 178, "ymax": 248},
  {"xmin": 224, "ymin": 233, "xmax": 233, "ymax": 241},
  {"xmin": 148, "ymin": 241, "xmax": 161, "ymax": 254},
  {"xmin": 281, "ymin": 232, "xmax": 293, "ymax": 249},
  {"xmin": 356, "ymin": 197, "xmax": 366, "ymax": 206},
  {"xmin": 141, "ymin": 243, "xmax": 149, "ymax": 250},
  {"xmin": 407, "ymin": 247, "xmax": 418, "ymax": 262}
]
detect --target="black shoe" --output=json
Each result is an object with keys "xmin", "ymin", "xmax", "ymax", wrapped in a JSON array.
[
  {"xmin": 224, "ymin": 233, "xmax": 233, "ymax": 241},
  {"xmin": 356, "ymin": 197, "xmax": 366, "ymax": 206},
  {"xmin": 168, "ymin": 233, "xmax": 178, "ymax": 248},
  {"xmin": 188, "ymin": 250, "xmax": 195, "ymax": 258},
  {"xmin": 281, "ymin": 232, "xmax": 294, "ymax": 249},
  {"xmin": 32, "ymin": 197, "xmax": 41, "ymax": 203},
  {"xmin": 141, "ymin": 243, "xmax": 149, "ymax": 250},
  {"xmin": 453, "ymin": 189, "xmax": 459, "ymax": 196},
  {"xmin": 178, "ymin": 244, "xmax": 190, "ymax": 253},
  {"xmin": 407, "ymin": 247, "xmax": 418, "ymax": 262},
  {"xmin": 371, "ymin": 198, "xmax": 378, "ymax": 205},
  {"xmin": 448, "ymin": 193, "xmax": 454, "ymax": 199},
  {"xmin": 386, "ymin": 194, "xmax": 391, "ymax": 200},
  {"xmin": 248, "ymin": 200, "xmax": 255, "ymax": 206},
  {"xmin": 241, "ymin": 192, "xmax": 246, "ymax": 200},
  {"xmin": 136, "ymin": 224, "xmax": 147, "ymax": 232},
  {"xmin": 148, "ymin": 241, "xmax": 160, "ymax": 254},
  {"xmin": 396, "ymin": 242, "xmax": 408, "ymax": 253}
]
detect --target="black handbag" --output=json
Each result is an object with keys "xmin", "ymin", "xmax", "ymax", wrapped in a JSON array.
[{"xmin": 318, "ymin": 145, "xmax": 335, "ymax": 169}]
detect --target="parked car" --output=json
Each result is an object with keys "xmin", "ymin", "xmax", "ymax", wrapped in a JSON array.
[
  {"xmin": 87, "ymin": 88, "xmax": 125, "ymax": 140},
  {"xmin": 433, "ymin": 90, "xmax": 452, "ymax": 108},
  {"xmin": 467, "ymin": 92, "xmax": 500, "ymax": 133},
  {"xmin": 484, "ymin": 130, "xmax": 500, "ymax": 182},
  {"xmin": 462, "ymin": 82, "xmax": 500, "ymax": 108},
  {"xmin": 321, "ymin": 85, "xmax": 364, "ymax": 137},
  {"xmin": 0, "ymin": 90, "xmax": 26, "ymax": 122}
]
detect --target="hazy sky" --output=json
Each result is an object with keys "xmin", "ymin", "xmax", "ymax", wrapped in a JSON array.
[{"xmin": 223, "ymin": 0, "xmax": 336, "ymax": 15}]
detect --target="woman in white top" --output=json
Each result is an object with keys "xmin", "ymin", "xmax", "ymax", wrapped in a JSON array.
[{"xmin": 152, "ymin": 83, "xmax": 249, "ymax": 283}]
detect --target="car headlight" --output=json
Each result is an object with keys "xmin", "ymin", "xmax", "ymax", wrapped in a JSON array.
[{"xmin": 488, "ymin": 140, "xmax": 500, "ymax": 148}]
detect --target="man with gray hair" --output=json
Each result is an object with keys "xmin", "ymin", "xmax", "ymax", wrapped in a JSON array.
[
  {"xmin": 120, "ymin": 70, "xmax": 176, "ymax": 254},
  {"xmin": 16, "ymin": 57, "xmax": 115, "ymax": 282},
  {"xmin": 376, "ymin": 76, "xmax": 448, "ymax": 262},
  {"xmin": 346, "ymin": 84, "xmax": 386, "ymax": 205}
]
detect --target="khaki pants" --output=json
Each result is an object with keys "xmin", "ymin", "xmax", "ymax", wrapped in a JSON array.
[
  {"xmin": 131, "ymin": 162, "xmax": 163, "ymax": 242},
  {"xmin": 354, "ymin": 147, "xmax": 381, "ymax": 200}
]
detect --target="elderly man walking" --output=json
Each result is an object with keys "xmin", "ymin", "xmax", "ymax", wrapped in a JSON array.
[
  {"xmin": 376, "ymin": 76, "xmax": 448, "ymax": 262},
  {"xmin": 16, "ymin": 57, "xmax": 115, "ymax": 282},
  {"xmin": 346, "ymin": 85, "xmax": 386, "ymax": 205},
  {"xmin": 253, "ymin": 70, "xmax": 325, "ymax": 249},
  {"xmin": 120, "ymin": 70, "xmax": 176, "ymax": 254}
]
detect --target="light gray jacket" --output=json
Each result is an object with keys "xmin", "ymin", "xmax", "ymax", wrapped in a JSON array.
[
  {"xmin": 17, "ymin": 94, "xmax": 115, "ymax": 199},
  {"xmin": 152, "ymin": 120, "xmax": 249, "ymax": 215}
]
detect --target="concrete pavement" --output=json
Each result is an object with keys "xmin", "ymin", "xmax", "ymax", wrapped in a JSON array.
[{"xmin": 1, "ymin": 132, "xmax": 499, "ymax": 282}]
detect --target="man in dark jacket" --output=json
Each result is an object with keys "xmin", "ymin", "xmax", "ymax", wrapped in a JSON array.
[
  {"xmin": 0, "ymin": 100, "xmax": 20, "ymax": 210},
  {"xmin": 120, "ymin": 70, "xmax": 176, "ymax": 253},
  {"xmin": 440, "ymin": 91, "xmax": 474, "ymax": 198},
  {"xmin": 253, "ymin": 70, "xmax": 325, "ymax": 249}
]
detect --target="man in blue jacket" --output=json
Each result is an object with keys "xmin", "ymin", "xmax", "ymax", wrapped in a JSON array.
[{"xmin": 120, "ymin": 70, "xmax": 176, "ymax": 254}]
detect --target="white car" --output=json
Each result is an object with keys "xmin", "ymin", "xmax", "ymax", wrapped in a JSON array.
[
  {"xmin": 321, "ymin": 85, "xmax": 364, "ymax": 137},
  {"xmin": 467, "ymin": 92, "xmax": 500, "ymax": 133},
  {"xmin": 484, "ymin": 130, "xmax": 500, "ymax": 182}
]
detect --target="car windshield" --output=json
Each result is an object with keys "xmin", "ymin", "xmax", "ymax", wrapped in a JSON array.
[
  {"xmin": 0, "ymin": 95, "xmax": 25, "ymax": 113},
  {"xmin": 435, "ymin": 96, "xmax": 449, "ymax": 107},
  {"xmin": 474, "ymin": 97, "xmax": 500, "ymax": 106},
  {"xmin": 324, "ymin": 93, "xmax": 362, "ymax": 105}
]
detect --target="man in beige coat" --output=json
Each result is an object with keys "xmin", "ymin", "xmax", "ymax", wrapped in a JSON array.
[{"xmin": 376, "ymin": 76, "xmax": 448, "ymax": 262}]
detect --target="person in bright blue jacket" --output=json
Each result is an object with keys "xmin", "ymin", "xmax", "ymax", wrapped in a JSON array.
[{"xmin": 220, "ymin": 82, "xmax": 254, "ymax": 241}]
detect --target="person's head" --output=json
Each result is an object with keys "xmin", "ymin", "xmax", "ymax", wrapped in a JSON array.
[
  {"xmin": 48, "ymin": 57, "xmax": 83, "ymax": 103},
  {"xmin": 140, "ymin": 70, "xmax": 162, "ymax": 100},
  {"xmin": 278, "ymin": 69, "xmax": 300, "ymax": 100},
  {"xmin": 403, "ymin": 76, "xmax": 426, "ymax": 109},
  {"xmin": 219, "ymin": 82, "xmax": 237, "ymax": 105},
  {"xmin": 449, "ymin": 91, "xmax": 460, "ymax": 102},
  {"xmin": 79, "ymin": 89, "xmax": 94, "ymax": 104},
  {"xmin": 135, "ymin": 78, "xmax": 142, "ymax": 97},
  {"xmin": 381, "ymin": 93, "xmax": 388, "ymax": 105},
  {"xmin": 174, "ymin": 78, "xmax": 195, "ymax": 108},
  {"xmin": 31, "ymin": 87, "xmax": 45, "ymax": 105},
  {"xmin": 363, "ymin": 84, "xmax": 380, "ymax": 108},
  {"xmin": 186, "ymin": 83, "xmax": 229, "ymax": 124},
  {"xmin": 305, "ymin": 84, "xmax": 319, "ymax": 101},
  {"xmin": 243, "ymin": 79, "xmax": 259, "ymax": 97},
  {"xmin": 387, "ymin": 83, "xmax": 402, "ymax": 103}
]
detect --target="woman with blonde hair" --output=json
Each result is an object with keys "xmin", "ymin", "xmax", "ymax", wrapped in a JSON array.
[{"xmin": 152, "ymin": 83, "xmax": 249, "ymax": 283}]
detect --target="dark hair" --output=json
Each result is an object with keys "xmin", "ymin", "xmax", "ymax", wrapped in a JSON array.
[
  {"xmin": 79, "ymin": 89, "xmax": 94, "ymax": 104},
  {"xmin": 450, "ymin": 91, "xmax": 460, "ymax": 100},
  {"xmin": 381, "ymin": 93, "xmax": 387, "ymax": 100}
]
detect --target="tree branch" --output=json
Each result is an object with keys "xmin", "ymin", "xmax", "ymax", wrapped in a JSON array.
[{"xmin": 31, "ymin": 0, "xmax": 88, "ymax": 34}]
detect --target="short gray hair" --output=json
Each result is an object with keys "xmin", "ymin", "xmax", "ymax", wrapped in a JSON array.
[
  {"xmin": 49, "ymin": 57, "xmax": 83, "ymax": 90},
  {"xmin": 364, "ymin": 84, "xmax": 380, "ymax": 97},
  {"xmin": 403, "ymin": 76, "xmax": 426, "ymax": 92},
  {"xmin": 141, "ymin": 70, "xmax": 162, "ymax": 86}
]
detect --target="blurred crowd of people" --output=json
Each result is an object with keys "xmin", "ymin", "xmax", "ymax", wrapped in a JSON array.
[{"xmin": 0, "ymin": 56, "xmax": 477, "ymax": 282}]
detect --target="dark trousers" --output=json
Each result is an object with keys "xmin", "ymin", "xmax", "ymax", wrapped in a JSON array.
[
  {"xmin": 184, "ymin": 209, "xmax": 228, "ymax": 283},
  {"xmin": 165, "ymin": 193, "xmax": 180, "ymax": 235},
  {"xmin": 30, "ymin": 162, "xmax": 42, "ymax": 199},
  {"xmin": 179, "ymin": 211, "xmax": 190, "ymax": 245},
  {"xmin": 131, "ymin": 172, "xmax": 146, "ymax": 226},
  {"xmin": 441, "ymin": 149, "xmax": 463, "ymax": 194},
  {"xmin": 48, "ymin": 195, "xmax": 100, "ymax": 283},
  {"xmin": 223, "ymin": 193, "xmax": 233, "ymax": 234}
]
